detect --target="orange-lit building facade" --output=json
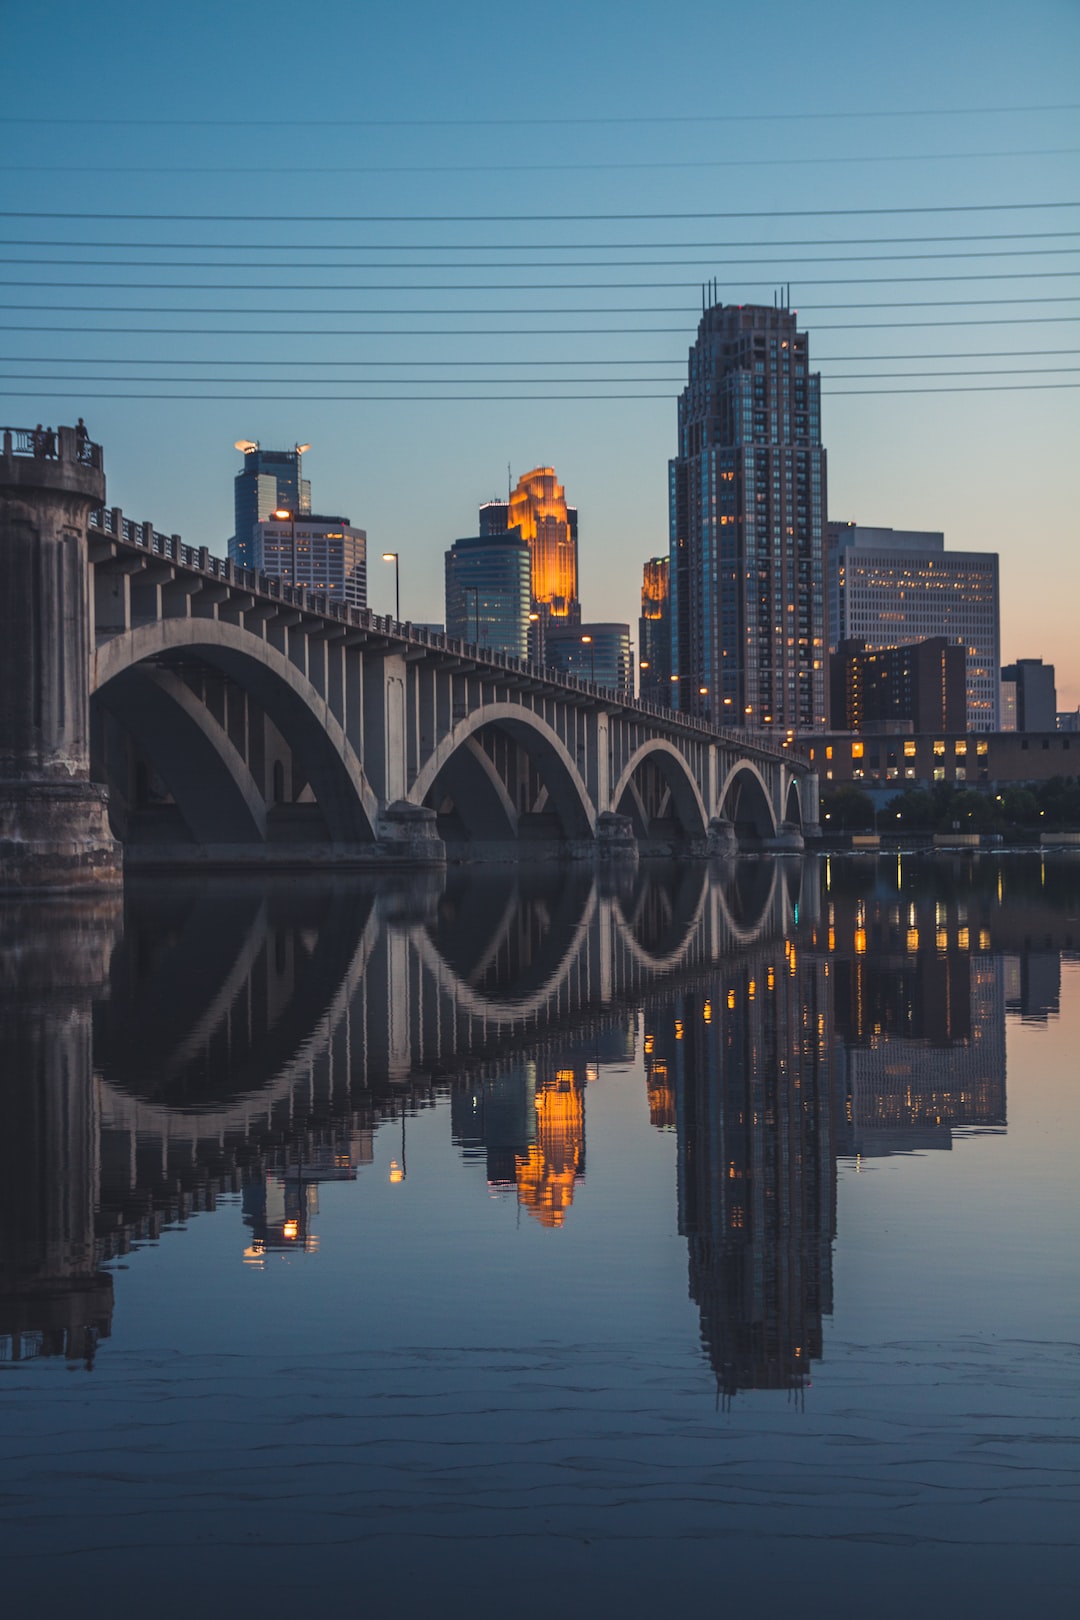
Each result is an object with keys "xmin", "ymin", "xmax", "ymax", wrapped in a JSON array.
[
  {"xmin": 639, "ymin": 555, "xmax": 672, "ymax": 705},
  {"xmin": 507, "ymin": 467, "xmax": 580, "ymax": 625}
]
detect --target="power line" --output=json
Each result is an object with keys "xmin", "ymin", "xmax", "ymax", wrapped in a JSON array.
[
  {"xmin": 3, "ymin": 201, "xmax": 1077, "ymax": 223},
  {"xmin": 1, "ymin": 101, "xmax": 1075, "ymax": 127},
  {"xmin": 5, "ymin": 298, "xmax": 1076, "ymax": 319},
  {"xmin": 0, "ymin": 383, "xmax": 1075, "ymax": 401},
  {"xmin": 7, "ymin": 348, "xmax": 1079, "ymax": 367},
  {"xmin": 5, "ymin": 230, "xmax": 1077, "ymax": 252},
  {"xmin": 3, "ymin": 146, "xmax": 1077, "ymax": 175},
  {"xmin": 6, "ymin": 271, "xmax": 1075, "ymax": 292},
  {"xmin": 3, "ymin": 366, "xmax": 1076, "ymax": 385},
  {"xmin": 5, "ymin": 316, "xmax": 1078, "ymax": 335},
  {"xmin": 5, "ymin": 247, "xmax": 1078, "ymax": 270}
]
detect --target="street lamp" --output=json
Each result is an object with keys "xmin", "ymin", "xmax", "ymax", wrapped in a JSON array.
[
  {"xmin": 272, "ymin": 507, "xmax": 296, "ymax": 591},
  {"xmin": 381, "ymin": 551, "xmax": 400, "ymax": 622}
]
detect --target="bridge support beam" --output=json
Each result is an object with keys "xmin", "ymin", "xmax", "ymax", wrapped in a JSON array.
[{"xmin": 0, "ymin": 428, "xmax": 121, "ymax": 890}]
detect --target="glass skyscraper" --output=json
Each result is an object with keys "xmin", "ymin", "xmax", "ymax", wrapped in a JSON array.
[
  {"xmin": 445, "ymin": 529, "xmax": 531, "ymax": 658},
  {"xmin": 230, "ymin": 445, "xmax": 312, "ymax": 566},
  {"xmin": 670, "ymin": 301, "xmax": 827, "ymax": 731}
]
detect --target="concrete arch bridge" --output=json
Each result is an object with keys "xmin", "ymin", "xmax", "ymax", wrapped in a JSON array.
[{"xmin": 0, "ymin": 429, "xmax": 817, "ymax": 882}]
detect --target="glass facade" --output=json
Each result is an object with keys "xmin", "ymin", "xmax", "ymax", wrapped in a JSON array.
[
  {"xmin": 546, "ymin": 622, "xmax": 633, "ymax": 697},
  {"xmin": 444, "ymin": 530, "xmax": 531, "ymax": 658},
  {"xmin": 831, "ymin": 528, "xmax": 1001, "ymax": 731},
  {"xmin": 670, "ymin": 303, "xmax": 826, "ymax": 732},
  {"xmin": 252, "ymin": 516, "xmax": 367, "ymax": 609},
  {"xmin": 230, "ymin": 446, "xmax": 311, "ymax": 567}
]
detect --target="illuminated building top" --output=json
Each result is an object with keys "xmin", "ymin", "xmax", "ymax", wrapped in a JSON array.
[{"xmin": 507, "ymin": 467, "xmax": 580, "ymax": 621}]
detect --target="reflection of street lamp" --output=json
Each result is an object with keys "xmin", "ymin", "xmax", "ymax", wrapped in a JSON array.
[
  {"xmin": 389, "ymin": 1100, "xmax": 407, "ymax": 1184},
  {"xmin": 381, "ymin": 551, "xmax": 400, "ymax": 621},
  {"xmin": 463, "ymin": 585, "xmax": 480, "ymax": 645},
  {"xmin": 580, "ymin": 633, "xmax": 595, "ymax": 682}
]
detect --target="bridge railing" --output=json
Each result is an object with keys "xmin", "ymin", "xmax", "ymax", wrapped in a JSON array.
[
  {"xmin": 87, "ymin": 506, "xmax": 800, "ymax": 765},
  {"xmin": 3, "ymin": 422, "xmax": 103, "ymax": 470}
]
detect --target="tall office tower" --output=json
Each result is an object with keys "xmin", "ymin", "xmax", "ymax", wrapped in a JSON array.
[
  {"xmin": 828, "ymin": 524, "xmax": 1001, "ymax": 730},
  {"xmin": 251, "ymin": 514, "xmax": 367, "ymax": 609},
  {"xmin": 478, "ymin": 499, "xmax": 509, "ymax": 536},
  {"xmin": 546, "ymin": 622, "xmax": 633, "ymax": 696},
  {"xmin": 507, "ymin": 466, "xmax": 580, "ymax": 624},
  {"xmin": 444, "ymin": 528, "xmax": 531, "ymax": 657},
  {"xmin": 1000, "ymin": 658, "xmax": 1057, "ymax": 732},
  {"xmin": 639, "ymin": 556, "xmax": 672, "ymax": 705},
  {"xmin": 230, "ymin": 442, "xmax": 312, "ymax": 566},
  {"xmin": 670, "ymin": 300, "xmax": 827, "ymax": 730}
]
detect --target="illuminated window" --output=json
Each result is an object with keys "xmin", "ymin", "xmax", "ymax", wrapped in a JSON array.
[
  {"xmin": 904, "ymin": 740, "xmax": 917, "ymax": 758},
  {"xmin": 851, "ymin": 741, "xmax": 864, "ymax": 759},
  {"xmin": 933, "ymin": 740, "xmax": 946, "ymax": 757}
]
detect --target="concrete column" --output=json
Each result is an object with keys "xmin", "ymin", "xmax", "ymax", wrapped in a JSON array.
[
  {"xmin": 0, "ymin": 427, "xmax": 121, "ymax": 889},
  {"xmin": 0, "ymin": 894, "xmax": 120, "ymax": 1362}
]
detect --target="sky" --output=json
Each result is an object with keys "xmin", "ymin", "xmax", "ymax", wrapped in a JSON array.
[{"xmin": 3, "ymin": 0, "xmax": 1078, "ymax": 707}]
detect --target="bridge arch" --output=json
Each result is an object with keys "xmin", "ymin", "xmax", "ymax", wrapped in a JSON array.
[
  {"xmin": 609, "ymin": 739, "xmax": 709, "ymax": 842},
  {"xmin": 93, "ymin": 620, "xmax": 379, "ymax": 844},
  {"xmin": 784, "ymin": 773, "xmax": 803, "ymax": 828},
  {"xmin": 409, "ymin": 703, "xmax": 595, "ymax": 845},
  {"xmin": 717, "ymin": 758, "xmax": 778, "ymax": 841}
]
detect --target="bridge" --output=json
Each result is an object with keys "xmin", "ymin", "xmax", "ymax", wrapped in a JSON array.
[{"xmin": 1, "ymin": 425, "xmax": 818, "ymax": 888}]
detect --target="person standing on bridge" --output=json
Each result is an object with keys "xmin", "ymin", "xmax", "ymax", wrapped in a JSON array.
[{"xmin": 75, "ymin": 418, "xmax": 89, "ymax": 459}]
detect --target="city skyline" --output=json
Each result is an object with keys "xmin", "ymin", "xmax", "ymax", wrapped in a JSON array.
[{"xmin": 1, "ymin": 0, "xmax": 1077, "ymax": 706}]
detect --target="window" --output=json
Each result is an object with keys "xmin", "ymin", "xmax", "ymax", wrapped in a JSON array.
[
  {"xmin": 904, "ymin": 740, "xmax": 917, "ymax": 758},
  {"xmin": 851, "ymin": 741, "xmax": 864, "ymax": 759}
]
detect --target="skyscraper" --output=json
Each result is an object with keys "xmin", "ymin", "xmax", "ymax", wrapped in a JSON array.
[
  {"xmin": 828, "ymin": 524, "xmax": 1001, "ymax": 730},
  {"xmin": 638, "ymin": 556, "xmax": 672, "ymax": 705},
  {"xmin": 230, "ymin": 442, "xmax": 312, "ymax": 565},
  {"xmin": 444, "ymin": 528, "xmax": 531, "ymax": 657},
  {"xmin": 670, "ymin": 300, "xmax": 827, "ymax": 731},
  {"xmin": 251, "ymin": 513, "xmax": 367, "ymax": 609},
  {"xmin": 507, "ymin": 467, "xmax": 580, "ymax": 625}
]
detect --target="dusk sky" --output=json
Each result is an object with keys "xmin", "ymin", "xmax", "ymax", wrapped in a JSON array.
[{"xmin": 3, "ymin": 0, "xmax": 1078, "ymax": 704}]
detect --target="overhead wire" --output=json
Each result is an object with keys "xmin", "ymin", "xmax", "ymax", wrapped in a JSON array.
[{"xmin": 2, "ymin": 100, "xmax": 1076, "ymax": 126}]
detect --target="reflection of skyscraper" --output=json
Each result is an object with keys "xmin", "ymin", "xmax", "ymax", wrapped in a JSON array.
[
  {"xmin": 452, "ymin": 1055, "xmax": 590, "ymax": 1228},
  {"xmin": 647, "ymin": 941, "xmax": 836, "ymax": 1398},
  {"xmin": 828, "ymin": 885, "xmax": 1007, "ymax": 1155}
]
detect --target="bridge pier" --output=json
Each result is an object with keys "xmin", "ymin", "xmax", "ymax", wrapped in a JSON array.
[{"xmin": 1, "ymin": 427, "xmax": 121, "ymax": 890}]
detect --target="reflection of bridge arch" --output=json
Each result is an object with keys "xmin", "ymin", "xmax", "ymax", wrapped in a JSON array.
[
  {"xmin": 613, "ymin": 864, "xmax": 709, "ymax": 974},
  {"xmin": 97, "ymin": 880, "xmax": 381, "ymax": 1114},
  {"xmin": 409, "ymin": 703, "xmax": 594, "ymax": 844},
  {"xmin": 717, "ymin": 760, "xmax": 779, "ymax": 840},
  {"xmin": 713, "ymin": 859, "xmax": 783, "ymax": 946},
  {"xmin": 414, "ymin": 884, "xmax": 600, "ymax": 1025},
  {"xmin": 610, "ymin": 740, "xmax": 709, "ymax": 841},
  {"xmin": 93, "ymin": 620, "xmax": 379, "ymax": 845}
]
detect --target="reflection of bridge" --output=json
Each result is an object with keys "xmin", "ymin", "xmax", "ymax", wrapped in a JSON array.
[
  {"xmin": 0, "ymin": 859, "xmax": 809, "ymax": 1363},
  {"xmin": 7, "ymin": 853, "xmax": 1069, "ymax": 1376},
  {"xmin": 0, "ymin": 428, "xmax": 817, "ymax": 887}
]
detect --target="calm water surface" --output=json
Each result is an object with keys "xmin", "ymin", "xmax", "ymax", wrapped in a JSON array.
[{"xmin": 1, "ymin": 854, "xmax": 1078, "ymax": 1617}]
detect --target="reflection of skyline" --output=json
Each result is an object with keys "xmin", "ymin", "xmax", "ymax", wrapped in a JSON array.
[
  {"xmin": 1, "ymin": 854, "xmax": 1075, "ymax": 1371},
  {"xmin": 646, "ymin": 942, "xmax": 836, "ymax": 1400},
  {"xmin": 826, "ymin": 880, "xmax": 1007, "ymax": 1155}
]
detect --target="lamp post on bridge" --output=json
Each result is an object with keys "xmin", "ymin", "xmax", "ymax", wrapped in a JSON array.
[{"xmin": 381, "ymin": 551, "xmax": 400, "ymax": 623}]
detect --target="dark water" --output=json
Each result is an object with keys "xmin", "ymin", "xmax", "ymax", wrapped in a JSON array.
[{"xmin": 1, "ymin": 854, "xmax": 1078, "ymax": 1618}]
